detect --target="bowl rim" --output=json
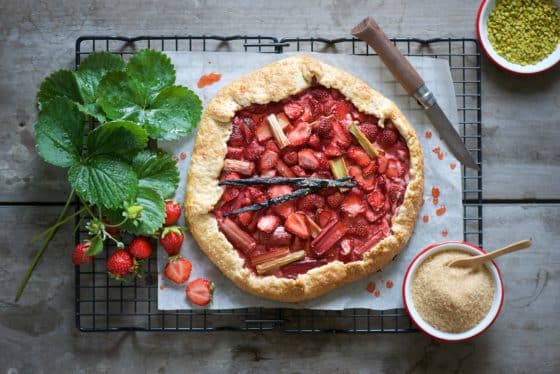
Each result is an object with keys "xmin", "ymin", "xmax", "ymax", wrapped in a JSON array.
[
  {"xmin": 476, "ymin": 0, "xmax": 560, "ymax": 76},
  {"xmin": 402, "ymin": 240, "xmax": 505, "ymax": 342}
]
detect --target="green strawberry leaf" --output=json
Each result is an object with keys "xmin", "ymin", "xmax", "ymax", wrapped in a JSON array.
[
  {"xmin": 75, "ymin": 52, "xmax": 126, "ymax": 104},
  {"xmin": 34, "ymin": 97, "xmax": 84, "ymax": 167},
  {"xmin": 85, "ymin": 235, "xmax": 104, "ymax": 256},
  {"xmin": 132, "ymin": 150, "xmax": 179, "ymax": 199},
  {"xmin": 126, "ymin": 49, "xmax": 175, "ymax": 103},
  {"xmin": 96, "ymin": 71, "xmax": 144, "ymax": 120},
  {"xmin": 113, "ymin": 187, "xmax": 165, "ymax": 235},
  {"xmin": 68, "ymin": 156, "xmax": 138, "ymax": 209},
  {"xmin": 37, "ymin": 70, "xmax": 82, "ymax": 111},
  {"xmin": 76, "ymin": 102, "xmax": 107, "ymax": 123},
  {"xmin": 87, "ymin": 121, "xmax": 148, "ymax": 158}
]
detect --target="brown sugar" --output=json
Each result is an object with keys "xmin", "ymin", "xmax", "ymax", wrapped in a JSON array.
[{"xmin": 411, "ymin": 250, "xmax": 495, "ymax": 333}]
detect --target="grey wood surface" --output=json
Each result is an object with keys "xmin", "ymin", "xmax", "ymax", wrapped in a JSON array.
[{"xmin": 1, "ymin": 0, "xmax": 559, "ymax": 373}]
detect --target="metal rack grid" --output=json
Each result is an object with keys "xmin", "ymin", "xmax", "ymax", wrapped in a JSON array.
[{"xmin": 74, "ymin": 35, "xmax": 482, "ymax": 332}]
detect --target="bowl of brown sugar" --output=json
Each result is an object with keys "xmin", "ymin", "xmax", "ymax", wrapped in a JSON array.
[{"xmin": 402, "ymin": 241, "xmax": 504, "ymax": 342}]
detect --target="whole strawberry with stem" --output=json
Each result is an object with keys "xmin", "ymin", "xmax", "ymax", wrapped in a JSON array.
[
  {"xmin": 164, "ymin": 200, "xmax": 182, "ymax": 226},
  {"xmin": 107, "ymin": 249, "xmax": 135, "ymax": 280},
  {"xmin": 128, "ymin": 236, "xmax": 153, "ymax": 260},
  {"xmin": 72, "ymin": 242, "xmax": 94, "ymax": 266},
  {"xmin": 160, "ymin": 226, "xmax": 184, "ymax": 256}
]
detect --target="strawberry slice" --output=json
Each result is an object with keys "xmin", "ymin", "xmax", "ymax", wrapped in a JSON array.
[
  {"xmin": 385, "ymin": 159, "xmax": 401, "ymax": 178},
  {"xmin": 331, "ymin": 121, "xmax": 352, "ymax": 149},
  {"xmin": 238, "ymin": 117, "xmax": 255, "ymax": 142},
  {"xmin": 377, "ymin": 155, "xmax": 388, "ymax": 174},
  {"xmin": 244, "ymin": 141, "xmax": 265, "ymax": 161},
  {"xmin": 326, "ymin": 192, "xmax": 344, "ymax": 208},
  {"xmin": 255, "ymin": 122, "xmax": 272, "ymax": 143},
  {"xmin": 276, "ymin": 159, "xmax": 296, "ymax": 177},
  {"xmin": 297, "ymin": 194, "xmax": 325, "ymax": 211},
  {"xmin": 331, "ymin": 101, "xmax": 350, "ymax": 120},
  {"xmin": 340, "ymin": 193, "xmax": 367, "ymax": 217},
  {"xmin": 363, "ymin": 161, "xmax": 378, "ymax": 177},
  {"xmin": 283, "ymin": 151, "xmax": 298, "ymax": 166},
  {"xmin": 378, "ymin": 128, "xmax": 398, "ymax": 148},
  {"xmin": 359, "ymin": 122, "xmax": 379, "ymax": 142},
  {"xmin": 228, "ymin": 123, "xmax": 244, "ymax": 146},
  {"xmin": 164, "ymin": 256, "xmax": 192, "ymax": 284},
  {"xmin": 284, "ymin": 101, "xmax": 304, "ymax": 119},
  {"xmin": 226, "ymin": 147, "xmax": 244, "ymax": 159},
  {"xmin": 348, "ymin": 165, "xmax": 375, "ymax": 192},
  {"xmin": 259, "ymin": 149, "xmax": 279, "ymax": 171},
  {"xmin": 318, "ymin": 209, "xmax": 337, "ymax": 227},
  {"xmin": 219, "ymin": 218, "xmax": 257, "ymax": 254},
  {"xmin": 250, "ymin": 247, "xmax": 291, "ymax": 266},
  {"xmin": 284, "ymin": 212, "xmax": 311, "ymax": 239},
  {"xmin": 221, "ymin": 187, "xmax": 240, "ymax": 203},
  {"xmin": 324, "ymin": 143, "xmax": 343, "ymax": 158},
  {"xmin": 347, "ymin": 146, "xmax": 371, "ymax": 168},
  {"xmin": 257, "ymin": 214, "xmax": 280, "ymax": 233},
  {"xmin": 276, "ymin": 112, "xmax": 292, "ymax": 129},
  {"xmin": 311, "ymin": 220, "xmax": 348, "ymax": 256},
  {"xmin": 299, "ymin": 100, "xmax": 313, "ymax": 122},
  {"xmin": 238, "ymin": 211, "xmax": 253, "ymax": 226},
  {"xmin": 268, "ymin": 185, "xmax": 292, "ymax": 198},
  {"xmin": 270, "ymin": 226, "xmax": 293, "ymax": 246},
  {"xmin": 273, "ymin": 201, "xmax": 295, "ymax": 218},
  {"xmin": 260, "ymin": 169, "xmax": 277, "ymax": 177},
  {"xmin": 186, "ymin": 278, "xmax": 214, "ymax": 306},
  {"xmin": 297, "ymin": 149, "xmax": 320, "ymax": 170},
  {"xmin": 309, "ymin": 133, "xmax": 322, "ymax": 150},
  {"xmin": 287, "ymin": 121, "xmax": 312, "ymax": 146},
  {"xmin": 291, "ymin": 165, "xmax": 307, "ymax": 177},
  {"xmin": 367, "ymin": 190, "xmax": 385, "ymax": 211}
]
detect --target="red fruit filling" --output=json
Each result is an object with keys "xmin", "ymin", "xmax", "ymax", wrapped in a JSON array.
[{"xmin": 214, "ymin": 85, "xmax": 411, "ymax": 278}]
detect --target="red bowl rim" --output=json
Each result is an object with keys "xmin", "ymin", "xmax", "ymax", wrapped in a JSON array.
[
  {"xmin": 476, "ymin": 0, "xmax": 560, "ymax": 76},
  {"xmin": 402, "ymin": 240, "xmax": 505, "ymax": 343}
]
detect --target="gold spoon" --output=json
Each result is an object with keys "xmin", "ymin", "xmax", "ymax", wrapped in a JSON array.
[{"xmin": 448, "ymin": 239, "xmax": 532, "ymax": 269}]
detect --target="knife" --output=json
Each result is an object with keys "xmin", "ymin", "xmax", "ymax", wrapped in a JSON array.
[{"xmin": 351, "ymin": 17, "xmax": 479, "ymax": 170}]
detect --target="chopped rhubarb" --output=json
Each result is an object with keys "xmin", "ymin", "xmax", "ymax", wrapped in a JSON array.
[
  {"xmin": 284, "ymin": 212, "xmax": 311, "ymax": 239},
  {"xmin": 250, "ymin": 247, "xmax": 290, "ymax": 266},
  {"xmin": 298, "ymin": 149, "xmax": 320, "ymax": 170},
  {"xmin": 281, "ymin": 259, "xmax": 326, "ymax": 279},
  {"xmin": 266, "ymin": 114, "xmax": 291, "ymax": 148},
  {"xmin": 223, "ymin": 159, "xmax": 255, "ymax": 176},
  {"xmin": 348, "ymin": 122, "xmax": 378, "ymax": 159},
  {"xmin": 256, "ymin": 250, "xmax": 306, "ymax": 275},
  {"xmin": 287, "ymin": 121, "xmax": 312, "ymax": 146},
  {"xmin": 311, "ymin": 221, "xmax": 348, "ymax": 257},
  {"xmin": 257, "ymin": 214, "xmax": 280, "ymax": 233},
  {"xmin": 305, "ymin": 215, "xmax": 322, "ymax": 238},
  {"xmin": 219, "ymin": 218, "xmax": 257, "ymax": 254},
  {"xmin": 329, "ymin": 157, "xmax": 349, "ymax": 191}
]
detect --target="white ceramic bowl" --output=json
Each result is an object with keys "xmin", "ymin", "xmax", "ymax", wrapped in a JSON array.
[
  {"xmin": 477, "ymin": 0, "xmax": 560, "ymax": 75},
  {"xmin": 402, "ymin": 241, "xmax": 504, "ymax": 342}
]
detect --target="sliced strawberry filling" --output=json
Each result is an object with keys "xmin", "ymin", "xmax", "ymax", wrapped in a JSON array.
[{"xmin": 213, "ymin": 85, "xmax": 411, "ymax": 278}]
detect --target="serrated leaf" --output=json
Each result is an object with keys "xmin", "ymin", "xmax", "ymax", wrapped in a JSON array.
[
  {"xmin": 96, "ymin": 71, "xmax": 145, "ymax": 120},
  {"xmin": 68, "ymin": 156, "xmax": 138, "ymax": 209},
  {"xmin": 76, "ymin": 102, "xmax": 107, "ymax": 123},
  {"xmin": 118, "ymin": 187, "xmax": 165, "ymax": 235},
  {"xmin": 126, "ymin": 49, "xmax": 175, "ymax": 103},
  {"xmin": 37, "ymin": 70, "xmax": 82, "ymax": 110},
  {"xmin": 142, "ymin": 86, "xmax": 202, "ymax": 140},
  {"xmin": 85, "ymin": 235, "xmax": 104, "ymax": 256},
  {"xmin": 87, "ymin": 121, "xmax": 148, "ymax": 158},
  {"xmin": 34, "ymin": 97, "xmax": 84, "ymax": 167},
  {"xmin": 132, "ymin": 150, "xmax": 179, "ymax": 198},
  {"xmin": 76, "ymin": 52, "xmax": 126, "ymax": 104}
]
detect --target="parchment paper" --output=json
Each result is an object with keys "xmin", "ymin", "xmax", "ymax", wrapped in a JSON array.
[{"xmin": 157, "ymin": 52, "xmax": 463, "ymax": 310}]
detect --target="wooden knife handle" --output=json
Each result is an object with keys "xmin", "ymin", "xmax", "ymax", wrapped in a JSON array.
[{"xmin": 351, "ymin": 17, "xmax": 425, "ymax": 96}]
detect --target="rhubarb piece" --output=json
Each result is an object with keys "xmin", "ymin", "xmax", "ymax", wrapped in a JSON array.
[
  {"xmin": 250, "ymin": 247, "xmax": 291, "ymax": 266},
  {"xmin": 270, "ymin": 226, "xmax": 293, "ymax": 246},
  {"xmin": 284, "ymin": 212, "xmax": 311, "ymax": 239},
  {"xmin": 311, "ymin": 221, "xmax": 348, "ymax": 257},
  {"xmin": 219, "ymin": 218, "xmax": 257, "ymax": 254},
  {"xmin": 256, "ymin": 250, "xmax": 306, "ymax": 275},
  {"xmin": 287, "ymin": 121, "xmax": 312, "ymax": 146},
  {"xmin": 266, "ymin": 114, "xmax": 291, "ymax": 149},
  {"xmin": 329, "ymin": 157, "xmax": 349, "ymax": 192},
  {"xmin": 257, "ymin": 214, "xmax": 280, "ymax": 233},
  {"xmin": 349, "ymin": 122, "xmax": 378, "ymax": 159},
  {"xmin": 223, "ymin": 159, "xmax": 255, "ymax": 176},
  {"xmin": 298, "ymin": 149, "xmax": 320, "ymax": 170},
  {"xmin": 305, "ymin": 215, "xmax": 322, "ymax": 238},
  {"xmin": 281, "ymin": 259, "xmax": 326, "ymax": 279},
  {"xmin": 259, "ymin": 149, "xmax": 279, "ymax": 171}
]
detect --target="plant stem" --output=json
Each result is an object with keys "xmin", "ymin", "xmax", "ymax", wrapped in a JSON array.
[
  {"xmin": 30, "ymin": 207, "xmax": 87, "ymax": 244},
  {"xmin": 104, "ymin": 215, "xmax": 128, "ymax": 228},
  {"xmin": 15, "ymin": 190, "xmax": 75, "ymax": 302}
]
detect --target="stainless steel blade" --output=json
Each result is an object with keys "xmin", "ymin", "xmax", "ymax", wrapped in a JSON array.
[{"xmin": 424, "ymin": 103, "xmax": 479, "ymax": 170}]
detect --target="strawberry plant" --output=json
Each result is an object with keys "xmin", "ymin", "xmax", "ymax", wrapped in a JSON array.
[{"xmin": 16, "ymin": 50, "xmax": 202, "ymax": 301}]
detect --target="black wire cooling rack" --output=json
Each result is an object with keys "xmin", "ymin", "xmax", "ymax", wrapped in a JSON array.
[{"xmin": 74, "ymin": 35, "xmax": 482, "ymax": 332}]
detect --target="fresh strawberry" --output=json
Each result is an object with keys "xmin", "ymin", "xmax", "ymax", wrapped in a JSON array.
[
  {"xmin": 346, "ymin": 216, "xmax": 369, "ymax": 237},
  {"xmin": 341, "ymin": 193, "xmax": 367, "ymax": 217},
  {"xmin": 309, "ymin": 133, "xmax": 322, "ymax": 150},
  {"xmin": 164, "ymin": 200, "xmax": 182, "ymax": 226},
  {"xmin": 298, "ymin": 149, "xmax": 320, "ymax": 170},
  {"xmin": 186, "ymin": 278, "xmax": 215, "ymax": 306},
  {"xmin": 324, "ymin": 143, "xmax": 342, "ymax": 158},
  {"xmin": 257, "ymin": 214, "xmax": 281, "ymax": 233},
  {"xmin": 363, "ymin": 161, "xmax": 378, "ymax": 177},
  {"xmin": 331, "ymin": 121, "xmax": 352, "ymax": 149},
  {"xmin": 359, "ymin": 122, "xmax": 379, "ymax": 142},
  {"xmin": 247, "ymin": 187, "xmax": 267, "ymax": 203},
  {"xmin": 314, "ymin": 152, "xmax": 330, "ymax": 171},
  {"xmin": 261, "ymin": 169, "xmax": 277, "ymax": 177},
  {"xmin": 244, "ymin": 141, "xmax": 265, "ymax": 161},
  {"xmin": 228, "ymin": 122, "xmax": 244, "ymax": 146},
  {"xmin": 385, "ymin": 159, "xmax": 404, "ymax": 178},
  {"xmin": 159, "ymin": 226, "xmax": 184, "ymax": 256},
  {"xmin": 128, "ymin": 236, "xmax": 153, "ymax": 260},
  {"xmin": 315, "ymin": 118, "xmax": 334, "ymax": 140},
  {"xmin": 270, "ymin": 226, "xmax": 293, "ymax": 246},
  {"xmin": 299, "ymin": 100, "xmax": 313, "ymax": 122},
  {"xmin": 255, "ymin": 122, "xmax": 272, "ymax": 143},
  {"xmin": 308, "ymin": 87, "xmax": 331, "ymax": 102},
  {"xmin": 291, "ymin": 165, "xmax": 307, "ymax": 177},
  {"xmin": 273, "ymin": 201, "xmax": 295, "ymax": 218},
  {"xmin": 287, "ymin": 121, "xmax": 312, "ymax": 146},
  {"xmin": 238, "ymin": 117, "xmax": 255, "ymax": 142},
  {"xmin": 367, "ymin": 190, "xmax": 385, "ymax": 211},
  {"xmin": 238, "ymin": 211, "xmax": 253, "ymax": 227},
  {"xmin": 259, "ymin": 149, "xmax": 279, "ymax": 171},
  {"xmin": 331, "ymin": 101, "xmax": 349, "ymax": 120},
  {"xmin": 347, "ymin": 146, "xmax": 371, "ymax": 167},
  {"xmin": 283, "ymin": 151, "xmax": 298, "ymax": 166},
  {"xmin": 265, "ymin": 139, "xmax": 281, "ymax": 154},
  {"xmin": 297, "ymin": 194, "xmax": 325, "ymax": 211},
  {"xmin": 284, "ymin": 101, "xmax": 304, "ymax": 120},
  {"xmin": 226, "ymin": 146, "xmax": 244, "ymax": 159},
  {"xmin": 72, "ymin": 242, "xmax": 93, "ymax": 266},
  {"xmin": 268, "ymin": 185, "xmax": 292, "ymax": 198},
  {"xmin": 284, "ymin": 212, "xmax": 311, "ymax": 239},
  {"xmin": 318, "ymin": 209, "xmax": 337, "ymax": 227},
  {"xmin": 377, "ymin": 155, "xmax": 388, "ymax": 174},
  {"xmin": 378, "ymin": 128, "xmax": 398, "ymax": 148},
  {"xmin": 326, "ymin": 192, "xmax": 344, "ymax": 208},
  {"xmin": 107, "ymin": 249, "xmax": 134, "ymax": 279},
  {"xmin": 164, "ymin": 255, "xmax": 192, "ymax": 284},
  {"xmin": 276, "ymin": 159, "xmax": 296, "ymax": 177}
]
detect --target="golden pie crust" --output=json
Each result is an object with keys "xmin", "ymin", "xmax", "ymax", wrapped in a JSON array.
[{"xmin": 185, "ymin": 55, "xmax": 424, "ymax": 302}]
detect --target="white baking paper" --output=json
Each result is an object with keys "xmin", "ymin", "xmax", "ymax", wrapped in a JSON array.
[{"xmin": 157, "ymin": 52, "xmax": 463, "ymax": 310}]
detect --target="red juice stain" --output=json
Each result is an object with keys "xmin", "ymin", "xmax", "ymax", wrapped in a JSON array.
[
  {"xmin": 425, "ymin": 130, "xmax": 432, "ymax": 139},
  {"xmin": 367, "ymin": 281, "xmax": 376, "ymax": 293},
  {"xmin": 386, "ymin": 280, "xmax": 394, "ymax": 289},
  {"xmin": 433, "ymin": 197, "xmax": 439, "ymax": 205},
  {"xmin": 422, "ymin": 215, "xmax": 429, "ymax": 223},
  {"xmin": 431, "ymin": 187, "xmax": 440, "ymax": 198},
  {"xmin": 441, "ymin": 228, "xmax": 449, "ymax": 237},
  {"xmin": 197, "ymin": 72, "xmax": 222, "ymax": 88},
  {"xmin": 374, "ymin": 290, "xmax": 381, "ymax": 297},
  {"xmin": 432, "ymin": 146, "xmax": 444, "ymax": 160},
  {"xmin": 450, "ymin": 162, "xmax": 457, "ymax": 170},
  {"xmin": 436, "ymin": 206, "xmax": 447, "ymax": 216},
  {"xmin": 159, "ymin": 285, "xmax": 165, "ymax": 290},
  {"xmin": 180, "ymin": 152, "xmax": 187, "ymax": 160}
]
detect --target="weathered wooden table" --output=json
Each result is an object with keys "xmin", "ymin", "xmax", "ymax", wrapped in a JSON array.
[{"xmin": 1, "ymin": 1, "xmax": 558, "ymax": 372}]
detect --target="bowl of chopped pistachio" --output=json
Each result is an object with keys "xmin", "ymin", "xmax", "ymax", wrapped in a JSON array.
[{"xmin": 477, "ymin": 0, "xmax": 560, "ymax": 75}]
